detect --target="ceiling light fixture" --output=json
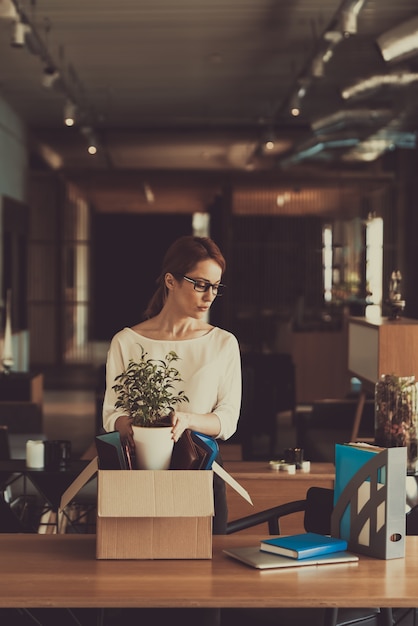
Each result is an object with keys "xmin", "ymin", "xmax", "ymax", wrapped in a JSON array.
[
  {"xmin": 289, "ymin": 91, "xmax": 302, "ymax": 117},
  {"xmin": 63, "ymin": 100, "xmax": 77, "ymax": 126},
  {"xmin": 288, "ymin": 77, "xmax": 310, "ymax": 117},
  {"xmin": 10, "ymin": 17, "xmax": 29, "ymax": 47},
  {"xmin": 262, "ymin": 124, "xmax": 276, "ymax": 152},
  {"xmin": 310, "ymin": 32, "xmax": 343, "ymax": 79},
  {"xmin": 324, "ymin": 30, "xmax": 344, "ymax": 45},
  {"xmin": 311, "ymin": 53, "xmax": 325, "ymax": 78},
  {"xmin": 41, "ymin": 65, "xmax": 60, "ymax": 89},
  {"xmin": 8, "ymin": 0, "xmax": 103, "ymax": 160},
  {"xmin": 376, "ymin": 16, "xmax": 418, "ymax": 64},
  {"xmin": 296, "ymin": 79, "xmax": 309, "ymax": 99},
  {"xmin": 81, "ymin": 126, "xmax": 99, "ymax": 155},
  {"xmin": 263, "ymin": 127, "xmax": 276, "ymax": 150}
]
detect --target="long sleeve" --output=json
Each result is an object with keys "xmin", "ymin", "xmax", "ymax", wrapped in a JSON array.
[
  {"xmin": 209, "ymin": 332, "xmax": 241, "ymax": 440},
  {"xmin": 102, "ymin": 326, "xmax": 242, "ymax": 440}
]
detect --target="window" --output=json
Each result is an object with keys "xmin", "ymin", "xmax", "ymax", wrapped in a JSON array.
[
  {"xmin": 322, "ymin": 224, "xmax": 333, "ymax": 303},
  {"xmin": 365, "ymin": 215, "xmax": 383, "ymax": 315}
]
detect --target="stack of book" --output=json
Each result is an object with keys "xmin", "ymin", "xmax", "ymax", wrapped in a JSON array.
[
  {"xmin": 260, "ymin": 532, "xmax": 348, "ymax": 559},
  {"xmin": 223, "ymin": 532, "xmax": 358, "ymax": 570}
]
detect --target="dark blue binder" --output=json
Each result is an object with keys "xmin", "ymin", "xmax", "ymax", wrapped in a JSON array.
[{"xmin": 95, "ymin": 431, "xmax": 134, "ymax": 470}]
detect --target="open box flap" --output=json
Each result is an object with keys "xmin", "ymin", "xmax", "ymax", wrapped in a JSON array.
[
  {"xmin": 60, "ymin": 456, "xmax": 99, "ymax": 511},
  {"xmin": 212, "ymin": 461, "xmax": 253, "ymax": 505},
  {"xmin": 59, "ymin": 456, "xmax": 253, "ymax": 513}
]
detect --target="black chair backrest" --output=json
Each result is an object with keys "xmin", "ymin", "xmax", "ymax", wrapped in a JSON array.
[{"xmin": 303, "ymin": 487, "xmax": 334, "ymax": 535}]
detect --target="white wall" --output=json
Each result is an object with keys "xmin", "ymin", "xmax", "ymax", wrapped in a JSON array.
[
  {"xmin": 0, "ymin": 95, "xmax": 29, "ymax": 370},
  {"xmin": 0, "ymin": 94, "xmax": 28, "ymax": 296},
  {"xmin": 0, "ymin": 95, "xmax": 27, "ymax": 202}
]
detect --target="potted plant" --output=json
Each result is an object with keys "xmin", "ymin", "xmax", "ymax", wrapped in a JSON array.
[
  {"xmin": 112, "ymin": 344, "xmax": 189, "ymax": 469},
  {"xmin": 375, "ymin": 373, "xmax": 418, "ymax": 475}
]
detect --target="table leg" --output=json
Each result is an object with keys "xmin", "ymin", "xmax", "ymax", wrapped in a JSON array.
[
  {"xmin": 323, "ymin": 608, "xmax": 338, "ymax": 626},
  {"xmin": 379, "ymin": 608, "xmax": 393, "ymax": 626}
]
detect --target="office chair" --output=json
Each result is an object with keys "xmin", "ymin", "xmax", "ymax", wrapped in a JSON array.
[
  {"xmin": 0, "ymin": 424, "xmax": 13, "ymax": 501},
  {"xmin": 225, "ymin": 487, "xmax": 395, "ymax": 626}
]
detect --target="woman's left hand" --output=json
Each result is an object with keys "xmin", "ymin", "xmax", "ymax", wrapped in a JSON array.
[{"xmin": 170, "ymin": 410, "xmax": 191, "ymax": 442}]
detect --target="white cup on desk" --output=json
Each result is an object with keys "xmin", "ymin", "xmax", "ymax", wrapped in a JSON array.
[{"xmin": 26, "ymin": 440, "xmax": 44, "ymax": 468}]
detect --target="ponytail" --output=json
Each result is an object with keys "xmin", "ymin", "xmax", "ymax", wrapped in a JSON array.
[{"xmin": 142, "ymin": 235, "xmax": 225, "ymax": 320}]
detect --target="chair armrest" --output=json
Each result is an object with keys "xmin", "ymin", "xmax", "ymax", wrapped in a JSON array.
[{"xmin": 226, "ymin": 499, "xmax": 306, "ymax": 535}]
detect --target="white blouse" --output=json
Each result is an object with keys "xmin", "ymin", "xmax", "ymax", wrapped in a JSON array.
[{"xmin": 102, "ymin": 326, "xmax": 242, "ymax": 440}]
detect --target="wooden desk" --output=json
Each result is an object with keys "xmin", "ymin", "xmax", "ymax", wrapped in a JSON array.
[
  {"xmin": 225, "ymin": 461, "xmax": 335, "ymax": 534},
  {"xmin": 0, "ymin": 534, "xmax": 417, "ymax": 609}
]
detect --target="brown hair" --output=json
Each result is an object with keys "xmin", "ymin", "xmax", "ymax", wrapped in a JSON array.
[{"xmin": 143, "ymin": 235, "xmax": 226, "ymax": 319}]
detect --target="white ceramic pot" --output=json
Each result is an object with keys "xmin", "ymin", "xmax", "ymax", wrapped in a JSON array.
[{"xmin": 132, "ymin": 424, "xmax": 174, "ymax": 470}]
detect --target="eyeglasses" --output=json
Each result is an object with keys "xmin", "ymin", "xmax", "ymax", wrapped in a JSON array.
[{"xmin": 182, "ymin": 275, "xmax": 225, "ymax": 297}]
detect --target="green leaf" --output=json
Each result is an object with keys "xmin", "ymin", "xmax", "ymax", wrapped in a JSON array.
[{"xmin": 111, "ymin": 343, "xmax": 189, "ymax": 427}]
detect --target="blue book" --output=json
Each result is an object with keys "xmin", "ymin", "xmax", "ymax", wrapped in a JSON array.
[{"xmin": 260, "ymin": 532, "xmax": 348, "ymax": 559}]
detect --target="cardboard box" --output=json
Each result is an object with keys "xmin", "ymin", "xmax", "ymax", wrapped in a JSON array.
[
  {"xmin": 97, "ymin": 469, "xmax": 213, "ymax": 559},
  {"xmin": 60, "ymin": 457, "xmax": 252, "ymax": 560},
  {"xmin": 60, "ymin": 458, "xmax": 214, "ymax": 560}
]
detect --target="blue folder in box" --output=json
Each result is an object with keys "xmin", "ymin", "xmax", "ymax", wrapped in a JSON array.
[{"xmin": 191, "ymin": 431, "xmax": 219, "ymax": 469}]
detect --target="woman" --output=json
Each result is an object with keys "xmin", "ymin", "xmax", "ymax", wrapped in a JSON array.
[{"xmin": 102, "ymin": 234, "xmax": 242, "ymax": 534}]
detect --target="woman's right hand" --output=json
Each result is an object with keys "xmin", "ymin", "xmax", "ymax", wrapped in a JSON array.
[{"xmin": 114, "ymin": 415, "xmax": 134, "ymax": 450}]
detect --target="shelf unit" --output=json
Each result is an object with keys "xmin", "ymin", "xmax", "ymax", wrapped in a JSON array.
[{"xmin": 348, "ymin": 316, "xmax": 418, "ymax": 440}]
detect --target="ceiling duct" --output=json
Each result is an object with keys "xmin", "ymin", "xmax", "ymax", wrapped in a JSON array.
[
  {"xmin": 278, "ymin": 134, "xmax": 361, "ymax": 167},
  {"xmin": 342, "ymin": 129, "xmax": 416, "ymax": 162},
  {"xmin": 311, "ymin": 109, "xmax": 394, "ymax": 134},
  {"xmin": 341, "ymin": 72, "xmax": 418, "ymax": 100},
  {"xmin": 0, "ymin": 0, "xmax": 17, "ymax": 19},
  {"xmin": 279, "ymin": 107, "xmax": 416, "ymax": 166},
  {"xmin": 377, "ymin": 15, "xmax": 418, "ymax": 63},
  {"xmin": 339, "ymin": 0, "xmax": 367, "ymax": 36}
]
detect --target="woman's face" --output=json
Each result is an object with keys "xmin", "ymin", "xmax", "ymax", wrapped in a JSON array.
[{"xmin": 172, "ymin": 259, "xmax": 223, "ymax": 318}]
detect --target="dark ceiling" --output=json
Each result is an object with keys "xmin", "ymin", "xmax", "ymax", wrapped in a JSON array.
[{"xmin": 1, "ymin": 0, "xmax": 418, "ymax": 210}]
